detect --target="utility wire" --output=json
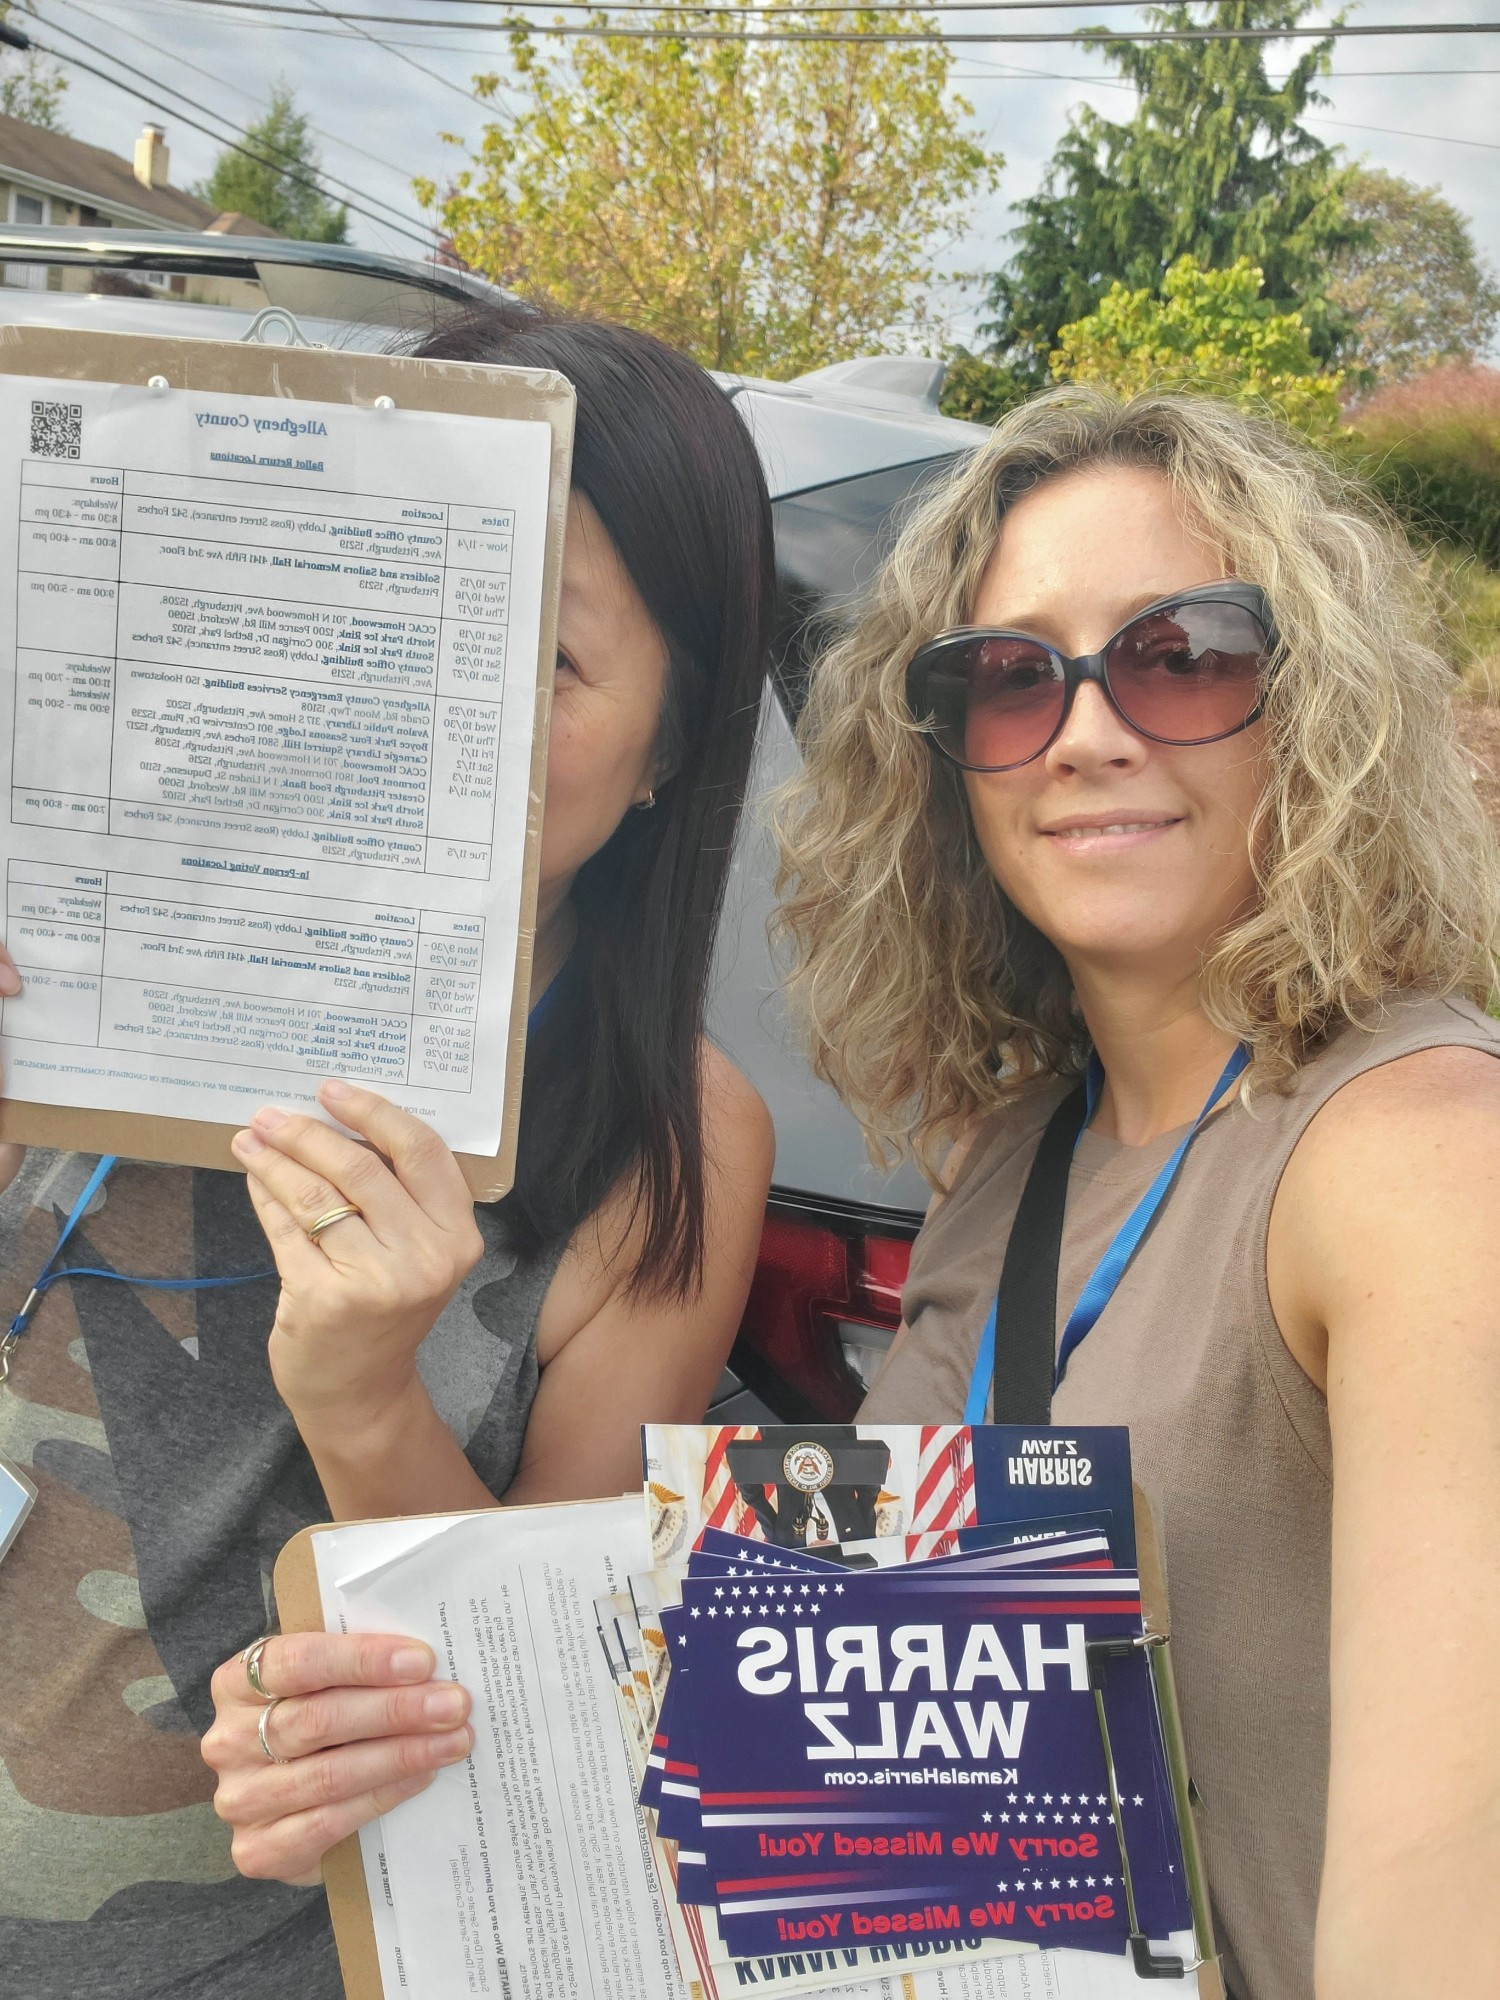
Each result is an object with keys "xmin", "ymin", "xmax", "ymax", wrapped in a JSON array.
[
  {"xmin": 124, "ymin": 5, "xmax": 1500, "ymax": 44},
  {"xmin": 35, "ymin": 3, "xmax": 438, "ymax": 233},
  {"xmin": 1305, "ymin": 111, "xmax": 1500, "ymax": 152},
  {"xmin": 71, "ymin": 0, "xmax": 1224, "ymax": 14},
  {"xmin": 27, "ymin": 32, "xmax": 441, "ymax": 248},
  {"xmin": 45, "ymin": 0, "xmax": 421, "ymax": 182},
  {"xmin": 294, "ymin": 0, "xmax": 492, "ymax": 104}
]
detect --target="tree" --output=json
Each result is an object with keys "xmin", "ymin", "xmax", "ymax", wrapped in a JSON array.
[
  {"xmin": 1050, "ymin": 255, "xmax": 1342, "ymax": 430},
  {"xmin": 938, "ymin": 347, "xmax": 1032, "ymax": 426},
  {"xmin": 0, "ymin": 3, "xmax": 67, "ymax": 129},
  {"xmin": 197, "ymin": 83, "xmax": 347, "ymax": 242},
  {"xmin": 1327, "ymin": 170, "xmax": 1500, "ymax": 390},
  {"xmin": 416, "ymin": 7, "xmax": 1000, "ymax": 377},
  {"xmin": 983, "ymin": 0, "xmax": 1359, "ymax": 386}
]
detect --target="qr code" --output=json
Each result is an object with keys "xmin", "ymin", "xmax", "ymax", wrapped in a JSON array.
[{"xmin": 30, "ymin": 398, "xmax": 82, "ymax": 460}]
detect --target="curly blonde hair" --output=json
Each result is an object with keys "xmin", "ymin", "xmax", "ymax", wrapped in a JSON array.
[{"xmin": 773, "ymin": 387, "xmax": 1500, "ymax": 1178}]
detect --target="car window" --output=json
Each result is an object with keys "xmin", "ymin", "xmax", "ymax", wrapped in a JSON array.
[{"xmin": 770, "ymin": 454, "xmax": 962, "ymax": 720}]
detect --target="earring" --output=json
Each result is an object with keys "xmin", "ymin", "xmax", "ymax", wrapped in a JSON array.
[{"xmin": 634, "ymin": 789, "xmax": 656, "ymax": 811}]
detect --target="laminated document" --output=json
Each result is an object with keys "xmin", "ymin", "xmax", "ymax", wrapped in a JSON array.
[{"xmin": 0, "ymin": 330, "xmax": 571, "ymax": 1194}]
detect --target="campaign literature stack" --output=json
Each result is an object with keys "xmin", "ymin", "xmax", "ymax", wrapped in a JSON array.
[
  {"xmin": 631, "ymin": 1424, "xmax": 1222, "ymax": 1997},
  {"xmin": 282, "ymin": 1426, "xmax": 1227, "ymax": 2000}
]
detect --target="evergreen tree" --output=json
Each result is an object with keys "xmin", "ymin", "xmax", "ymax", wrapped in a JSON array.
[
  {"xmin": 983, "ymin": 0, "xmax": 1359, "ymax": 383},
  {"xmin": 198, "ymin": 84, "xmax": 348, "ymax": 242}
]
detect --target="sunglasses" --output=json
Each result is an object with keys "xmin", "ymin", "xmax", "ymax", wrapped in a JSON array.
[{"xmin": 905, "ymin": 581, "xmax": 1277, "ymax": 774}]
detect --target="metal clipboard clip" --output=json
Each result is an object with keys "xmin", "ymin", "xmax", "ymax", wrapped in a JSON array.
[
  {"xmin": 240, "ymin": 306, "xmax": 321, "ymax": 349},
  {"xmin": 1086, "ymin": 1631, "xmax": 1214, "ymax": 1982}
]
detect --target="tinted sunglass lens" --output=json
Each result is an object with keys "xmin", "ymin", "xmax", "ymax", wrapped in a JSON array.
[
  {"xmin": 1106, "ymin": 603, "xmax": 1266, "ymax": 743},
  {"xmin": 966, "ymin": 638, "xmax": 1066, "ymax": 767},
  {"xmin": 927, "ymin": 636, "xmax": 1065, "ymax": 769}
]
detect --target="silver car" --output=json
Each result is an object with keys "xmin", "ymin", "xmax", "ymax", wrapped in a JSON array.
[{"xmin": 0, "ymin": 227, "xmax": 990, "ymax": 1422}]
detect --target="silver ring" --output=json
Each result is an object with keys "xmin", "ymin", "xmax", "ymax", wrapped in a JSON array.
[
  {"xmin": 242, "ymin": 1636, "xmax": 276, "ymax": 1702},
  {"xmin": 257, "ymin": 1697, "xmax": 290, "ymax": 1764}
]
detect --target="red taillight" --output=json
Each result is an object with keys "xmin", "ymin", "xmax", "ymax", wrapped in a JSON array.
[{"xmin": 737, "ymin": 1211, "xmax": 913, "ymax": 1420}]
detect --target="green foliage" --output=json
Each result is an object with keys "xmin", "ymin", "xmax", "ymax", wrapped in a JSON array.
[
  {"xmin": 1342, "ymin": 369, "xmax": 1500, "ymax": 571},
  {"xmin": 1327, "ymin": 170, "xmax": 1500, "ymax": 390},
  {"xmin": 984, "ymin": 0, "xmax": 1358, "ymax": 385},
  {"xmin": 1430, "ymin": 551, "xmax": 1500, "ymax": 703},
  {"xmin": 938, "ymin": 346, "xmax": 1031, "ymax": 426},
  {"xmin": 1050, "ymin": 256, "xmax": 1343, "ymax": 430},
  {"xmin": 197, "ymin": 83, "xmax": 347, "ymax": 242},
  {"xmin": 0, "ymin": 3, "xmax": 66, "ymax": 129},
  {"xmin": 415, "ymin": 7, "xmax": 1000, "ymax": 376}
]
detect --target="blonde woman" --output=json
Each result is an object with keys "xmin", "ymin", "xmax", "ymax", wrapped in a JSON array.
[{"xmin": 775, "ymin": 390, "xmax": 1500, "ymax": 2000}]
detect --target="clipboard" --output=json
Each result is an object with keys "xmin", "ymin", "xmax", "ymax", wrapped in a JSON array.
[
  {"xmin": 274, "ymin": 1483, "xmax": 1228, "ymax": 2000},
  {"xmin": 0, "ymin": 326, "xmax": 575, "ymax": 1201}
]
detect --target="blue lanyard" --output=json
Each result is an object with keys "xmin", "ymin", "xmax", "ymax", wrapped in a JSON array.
[
  {"xmin": 962, "ymin": 1043, "xmax": 1249, "ymax": 1425},
  {"xmin": 0, "ymin": 1155, "xmax": 274, "ymax": 1383},
  {"xmin": 1, "ymin": 982, "xmax": 564, "ymax": 1385}
]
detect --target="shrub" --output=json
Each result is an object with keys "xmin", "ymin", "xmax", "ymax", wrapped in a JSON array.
[
  {"xmin": 1049, "ymin": 257, "xmax": 1343, "ymax": 432},
  {"xmin": 1342, "ymin": 364, "xmax": 1500, "ymax": 567},
  {"xmin": 938, "ymin": 347, "xmax": 1032, "ymax": 426}
]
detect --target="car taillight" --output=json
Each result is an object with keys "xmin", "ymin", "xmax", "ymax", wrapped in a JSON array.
[{"xmin": 733, "ymin": 1208, "xmax": 915, "ymax": 1422}]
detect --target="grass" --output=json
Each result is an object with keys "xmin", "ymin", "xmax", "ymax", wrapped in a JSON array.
[{"xmin": 1428, "ymin": 548, "xmax": 1500, "ymax": 703}]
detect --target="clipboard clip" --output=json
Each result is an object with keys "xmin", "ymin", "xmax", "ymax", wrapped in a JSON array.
[
  {"xmin": 240, "ymin": 307, "xmax": 321, "ymax": 350},
  {"xmin": 1086, "ymin": 1633, "xmax": 1190, "ymax": 1980}
]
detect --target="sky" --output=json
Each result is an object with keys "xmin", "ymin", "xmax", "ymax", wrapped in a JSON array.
[{"xmin": 29, "ymin": 0, "xmax": 1500, "ymax": 350}]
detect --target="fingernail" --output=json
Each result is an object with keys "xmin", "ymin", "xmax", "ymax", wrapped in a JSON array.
[
  {"xmin": 0, "ymin": 965, "xmax": 20, "ymax": 996},
  {"xmin": 423, "ymin": 1685, "xmax": 467, "ymax": 1723},
  {"xmin": 320, "ymin": 1078, "xmax": 354, "ymax": 1103},
  {"xmin": 391, "ymin": 1645, "xmax": 434, "ymax": 1679},
  {"xmin": 432, "ymin": 1726, "xmax": 473, "ymax": 1764},
  {"xmin": 252, "ymin": 1105, "xmax": 290, "ymax": 1133},
  {"xmin": 231, "ymin": 1129, "xmax": 265, "ymax": 1157}
]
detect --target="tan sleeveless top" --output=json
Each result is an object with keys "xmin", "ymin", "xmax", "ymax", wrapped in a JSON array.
[{"xmin": 861, "ymin": 994, "xmax": 1500, "ymax": 2000}]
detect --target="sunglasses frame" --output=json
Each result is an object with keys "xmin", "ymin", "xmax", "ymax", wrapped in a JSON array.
[{"xmin": 905, "ymin": 580, "xmax": 1279, "ymax": 774}]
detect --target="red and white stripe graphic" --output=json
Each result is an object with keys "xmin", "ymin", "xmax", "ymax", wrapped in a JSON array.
[
  {"xmin": 910, "ymin": 1424, "xmax": 978, "ymax": 1533},
  {"xmin": 700, "ymin": 1424, "xmax": 763, "ymax": 1543}
]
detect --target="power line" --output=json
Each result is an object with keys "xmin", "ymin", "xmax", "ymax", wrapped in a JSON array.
[
  {"xmin": 35, "ymin": 12, "xmax": 434, "ymax": 237},
  {"xmin": 28, "ymin": 32, "xmax": 442, "ymax": 248},
  {"xmin": 36, "ymin": 1, "xmax": 438, "ymax": 232},
  {"xmin": 126, "ymin": 5, "xmax": 1500, "ymax": 44},
  {"xmin": 1305, "ymin": 112, "xmax": 1500, "ymax": 153},
  {"xmin": 294, "ymin": 0, "xmax": 492, "ymax": 105},
  {"xmin": 46, "ymin": 0, "xmax": 419, "ymax": 181},
  {"xmin": 70, "ymin": 0, "xmax": 1228, "ymax": 14}
]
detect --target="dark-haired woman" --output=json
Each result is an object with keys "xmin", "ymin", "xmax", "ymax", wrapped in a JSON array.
[{"xmin": 0, "ymin": 306, "xmax": 773, "ymax": 1996}]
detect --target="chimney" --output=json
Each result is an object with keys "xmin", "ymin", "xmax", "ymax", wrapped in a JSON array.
[{"xmin": 133, "ymin": 124, "xmax": 169, "ymax": 190}]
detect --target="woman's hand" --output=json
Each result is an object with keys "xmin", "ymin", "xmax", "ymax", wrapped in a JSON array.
[
  {"xmin": 231, "ymin": 1080, "xmax": 484, "ymax": 1437},
  {"xmin": 0, "ymin": 942, "xmax": 25, "ymax": 1198},
  {"xmin": 203, "ymin": 1632, "xmax": 474, "ymax": 1885}
]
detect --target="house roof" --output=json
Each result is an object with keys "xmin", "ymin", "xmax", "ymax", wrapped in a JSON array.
[{"xmin": 0, "ymin": 114, "xmax": 220, "ymax": 229}]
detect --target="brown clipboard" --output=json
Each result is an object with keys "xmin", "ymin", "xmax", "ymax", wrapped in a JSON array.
[
  {"xmin": 274, "ymin": 1484, "xmax": 1226, "ymax": 2000},
  {"xmin": 0, "ymin": 325, "xmax": 574, "ymax": 1201}
]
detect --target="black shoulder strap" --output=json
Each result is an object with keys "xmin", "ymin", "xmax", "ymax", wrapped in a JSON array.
[{"xmin": 989, "ymin": 1081, "xmax": 1089, "ymax": 1426}]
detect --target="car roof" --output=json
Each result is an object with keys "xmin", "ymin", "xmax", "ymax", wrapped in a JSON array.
[
  {"xmin": 0, "ymin": 223, "xmax": 505, "ymax": 304},
  {"xmin": 722, "ymin": 368, "xmax": 987, "ymax": 499},
  {"xmin": 0, "ymin": 229, "xmax": 989, "ymax": 498}
]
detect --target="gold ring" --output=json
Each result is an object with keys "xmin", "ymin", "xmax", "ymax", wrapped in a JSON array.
[
  {"xmin": 257, "ymin": 1697, "xmax": 291, "ymax": 1765},
  {"xmin": 242, "ymin": 1636, "xmax": 276, "ymax": 1702},
  {"xmin": 307, "ymin": 1203, "xmax": 362, "ymax": 1243}
]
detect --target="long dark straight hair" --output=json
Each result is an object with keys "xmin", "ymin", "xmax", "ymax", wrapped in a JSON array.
[{"xmin": 409, "ymin": 304, "xmax": 774, "ymax": 1296}]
